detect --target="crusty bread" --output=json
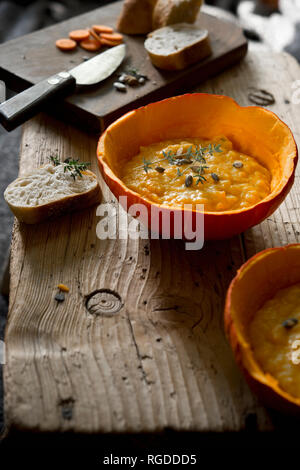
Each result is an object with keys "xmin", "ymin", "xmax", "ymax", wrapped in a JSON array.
[
  {"xmin": 116, "ymin": 0, "xmax": 203, "ymax": 35},
  {"xmin": 144, "ymin": 23, "xmax": 211, "ymax": 70},
  {"xmin": 116, "ymin": 0, "xmax": 158, "ymax": 34},
  {"xmin": 4, "ymin": 163, "xmax": 101, "ymax": 224},
  {"xmin": 152, "ymin": 0, "xmax": 203, "ymax": 30}
]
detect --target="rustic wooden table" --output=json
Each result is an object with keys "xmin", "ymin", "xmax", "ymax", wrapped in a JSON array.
[{"xmin": 3, "ymin": 45, "xmax": 300, "ymax": 436}]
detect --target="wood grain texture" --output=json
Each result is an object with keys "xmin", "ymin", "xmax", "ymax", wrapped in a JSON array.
[
  {"xmin": 0, "ymin": 1, "xmax": 247, "ymax": 132},
  {"xmin": 4, "ymin": 46, "xmax": 300, "ymax": 433}
]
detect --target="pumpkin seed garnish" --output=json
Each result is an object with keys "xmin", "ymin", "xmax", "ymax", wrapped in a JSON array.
[
  {"xmin": 233, "ymin": 161, "xmax": 243, "ymax": 168},
  {"xmin": 282, "ymin": 318, "xmax": 298, "ymax": 329},
  {"xmin": 211, "ymin": 172, "xmax": 220, "ymax": 182},
  {"xmin": 155, "ymin": 166, "xmax": 165, "ymax": 173},
  {"xmin": 138, "ymin": 143, "xmax": 222, "ymax": 187},
  {"xmin": 174, "ymin": 158, "xmax": 193, "ymax": 166},
  {"xmin": 185, "ymin": 175, "xmax": 193, "ymax": 187}
]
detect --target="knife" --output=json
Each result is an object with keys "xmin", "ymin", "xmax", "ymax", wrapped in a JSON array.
[{"xmin": 0, "ymin": 44, "xmax": 126, "ymax": 132}]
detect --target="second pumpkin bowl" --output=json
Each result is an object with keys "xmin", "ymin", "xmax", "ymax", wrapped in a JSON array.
[{"xmin": 225, "ymin": 244, "xmax": 300, "ymax": 414}]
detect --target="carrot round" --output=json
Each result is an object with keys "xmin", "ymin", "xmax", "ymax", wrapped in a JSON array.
[
  {"xmin": 55, "ymin": 38, "xmax": 77, "ymax": 51},
  {"xmin": 100, "ymin": 32, "xmax": 123, "ymax": 42},
  {"xmin": 92, "ymin": 24, "xmax": 114, "ymax": 34},
  {"xmin": 69, "ymin": 29, "xmax": 90, "ymax": 41},
  {"xmin": 89, "ymin": 28, "xmax": 102, "ymax": 43},
  {"xmin": 79, "ymin": 38, "xmax": 102, "ymax": 51},
  {"xmin": 100, "ymin": 37, "xmax": 122, "ymax": 47}
]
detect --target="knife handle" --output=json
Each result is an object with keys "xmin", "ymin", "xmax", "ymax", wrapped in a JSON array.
[{"xmin": 0, "ymin": 72, "xmax": 76, "ymax": 131}]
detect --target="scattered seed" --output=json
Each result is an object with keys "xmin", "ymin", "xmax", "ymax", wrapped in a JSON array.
[
  {"xmin": 211, "ymin": 172, "xmax": 220, "ymax": 182},
  {"xmin": 233, "ymin": 161, "xmax": 243, "ymax": 168},
  {"xmin": 282, "ymin": 318, "xmax": 298, "ymax": 329},
  {"xmin": 155, "ymin": 166, "xmax": 165, "ymax": 173},
  {"xmin": 185, "ymin": 175, "xmax": 193, "ymax": 187},
  {"xmin": 55, "ymin": 292, "xmax": 65, "ymax": 302},
  {"xmin": 125, "ymin": 75, "xmax": 139, "ymax": 87},
  {"xmin": 118, "ymin": 73, "xmax": 127, "ymax": 83},
  {"xmin": 113, "ymin": 82, "xmax": 127, "ymax": 92}
]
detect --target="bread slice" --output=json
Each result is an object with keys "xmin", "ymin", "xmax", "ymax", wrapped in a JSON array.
[
  {"xmin": 4, "ymin": 163, "xmax": 101, "ymax": 224},
  {"xmin": 116, "ymin": 0, "xmax": 158, "ymax": 34},
  {"xmin": 144, "ymin": 23, "xmax": 211, "ymax": 70},
  {"xmin": 152, "ymin": 0, "xmax": 203, "ymax": 30}
]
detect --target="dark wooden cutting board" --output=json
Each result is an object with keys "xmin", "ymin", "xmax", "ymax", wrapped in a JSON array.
[{"xmin": 0, "ymin": 1, "xmax": 247, "ymax": 133}]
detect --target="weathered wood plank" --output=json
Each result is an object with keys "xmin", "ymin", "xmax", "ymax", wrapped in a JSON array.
[{"xmin": 4, "ymin": 48, "xmax": 300, "ymax": 433}]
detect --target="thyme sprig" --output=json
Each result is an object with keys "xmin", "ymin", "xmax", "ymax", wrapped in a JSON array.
[
  {"xmin": 137, "ymin": 143, "xmax": 222, "ymax": 186},
  {"xmin": 49, "ymin": 156, "xmax": 91, "ymax": 180}
]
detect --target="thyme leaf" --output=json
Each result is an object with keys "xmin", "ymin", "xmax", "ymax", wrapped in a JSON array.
[
  {"xmin": 49, "ymin": 156, "xmax": 91, "ymax": 180},
  {"xmin": 139, "ymin": 143, "xmax": 223, "ymax": 187},
  {"xmin": 142, "ymin": 157, "xmax": 152, "ymax": 173}
]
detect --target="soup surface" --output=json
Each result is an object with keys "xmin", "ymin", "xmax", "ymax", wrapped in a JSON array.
[
  {"xmin": 121, "ymin": 136, "xmax": 271, "ymax": 211},
  {"xmin": 249, "ymin": 283, "xmax": 300, "ymax": 398}
]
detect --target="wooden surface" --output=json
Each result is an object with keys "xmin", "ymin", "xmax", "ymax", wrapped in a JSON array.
[
  {"xmin": 4, "ymin": 46, "xmax": 300, "ymax": 434},
  {"xmin": 0, "ymin": 1, "xmax": 247, "ymax": 133}
]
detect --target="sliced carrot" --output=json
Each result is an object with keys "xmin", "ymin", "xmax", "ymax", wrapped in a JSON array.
[
  {"xmin": 89, "ymin": 28, "xmax": 102, "ymax": 43},
  {"xmin": 69, "ymin": 29, "xmax": 90, "ymax": 41},
  {"xmin": 100, "ymin": 37, "xmax": 122, "ymax": 47},
  {"xmin": 100, "ymin": 32, "xmax": 123, "ymax": 42},
  {"xmin": 55, "ymin": 38, "xmax": 77, "ymax": 51},
  {"xmin": 79, "ymin": 38, "xmax": 102, "ymax": 52},
  {"xmin": 92, "ymin": 24, "xmax": 114, "ymax": 34}
]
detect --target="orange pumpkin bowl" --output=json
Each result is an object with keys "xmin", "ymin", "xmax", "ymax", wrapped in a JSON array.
[
  {"xmin": 97, "ymin": 93, "xmax": 298, "ymax": 240},
  {"xmin": 225, "ymin": 244, "xmax": 300, "ymax": 414}
]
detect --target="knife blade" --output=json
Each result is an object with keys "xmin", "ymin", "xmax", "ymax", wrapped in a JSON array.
[{"xmin": 0, "ymin": 44, "xmax": 126, "ymax": 132}]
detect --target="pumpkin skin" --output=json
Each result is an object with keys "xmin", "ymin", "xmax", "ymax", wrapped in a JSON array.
[
  {"xmin": 225, "ymin": 244, "xmax": 300, "ymax": 414},
  {"xmin": 97, "ymin": 93, "xmax": 298, "ymax": 240}
]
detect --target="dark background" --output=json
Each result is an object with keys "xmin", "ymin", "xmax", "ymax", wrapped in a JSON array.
[{"xmin": 0, "ymin": 0, "xmax": 299, "ymax": 454}]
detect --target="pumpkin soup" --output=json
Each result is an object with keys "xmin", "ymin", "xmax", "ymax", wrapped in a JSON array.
[
  {"xmin": 249, "ymin": 283, "xmax": 300, "ymax": 398},
  {"xmin": 121, "ymin": 136, "xmax": 271, "ymax": 211}
]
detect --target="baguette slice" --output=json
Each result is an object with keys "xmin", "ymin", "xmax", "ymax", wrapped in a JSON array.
[
  {"xmin": 152, "ymin": 0, "xmax": 203, "ymax": 30},
  {"xmin": 116, "ymin": 0, "xmax": 158, "ymax": 34},
  {"xmin": 144, "ymin": 23, "xmax": 211, "ymax": 70},
  {"xmin": 4, "ymin": 163, "xmax": 101, "ymax": 224}
]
